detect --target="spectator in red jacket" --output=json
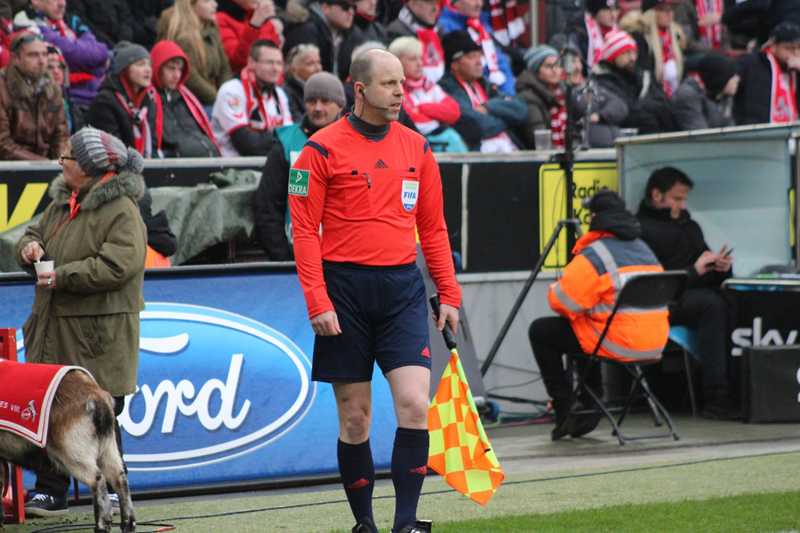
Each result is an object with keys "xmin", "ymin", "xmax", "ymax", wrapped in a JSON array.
[
  {"xmin": 389, "ymin": 35, "xmax": 465, "ymax": 152},
  {"xmin": 216, "ymin": 0, "xmax": 280, "ymax": 74}
]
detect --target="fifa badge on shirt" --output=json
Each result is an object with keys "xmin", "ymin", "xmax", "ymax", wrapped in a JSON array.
[
  {"xmin": 289, "ymin": 169, "xmax": 310, "ymax": 196},
  {"xmin": 402, "ymin": 180, "xmax": 419, "ymax": 211}
]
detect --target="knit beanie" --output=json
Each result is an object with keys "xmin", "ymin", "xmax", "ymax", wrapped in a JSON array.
[
  {"xmin": 586, "ymin": 0, "xmax": 618, "ymax": 16},
  {"xmin": 523, "ymin": 45, "xmax": 559, "ymax": 73},
  {"xmin": 304, "ymin": 71, "xmax": 346, "ymax": 107},
  {"xmin": 599, "ymin": 30, "xmax": 638, "ymax": 64},
  {"xmin": 697, "ymin": 53, "xmax": 736, "ymax": 98},
  {"xmin": 442, "ymin": 30, "xmax": 482, "ymax": 66},
  {"xmin": 71, "ymin": 127, "xmax": 145, "ymax": 177},
  {"xmin": 114, "ymin": 41, "xmax": 151, "ymax": 75}
]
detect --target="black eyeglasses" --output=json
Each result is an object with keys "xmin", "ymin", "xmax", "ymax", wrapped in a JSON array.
[
  {"xmin": 59, "ymin": 153, "xmax": 77, "ymax": 163},
  {"xmin": 11, "ymin": 33, "xmax": 45, "ymax": 53}
]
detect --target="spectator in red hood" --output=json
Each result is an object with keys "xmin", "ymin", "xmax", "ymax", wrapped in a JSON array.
[
  {"xmin": 216, "ymin": 0, "xmax": 281, "ymax": 74},
  {"xmin": 151, "ymin": 40, "xmax": 221, "ymax": 157}
]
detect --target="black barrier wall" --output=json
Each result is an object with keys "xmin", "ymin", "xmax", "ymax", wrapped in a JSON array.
[{"xmin": 0, "ymin": 152, "xmax": 617, "ymax": 273}]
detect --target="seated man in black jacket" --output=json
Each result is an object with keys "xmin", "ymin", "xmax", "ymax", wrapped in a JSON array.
[
  {"xmin": 254, "ymin": 72, "xmax": 345, "ymax": 260},
  {"xmin": 636, "ymin": 167, "xmax": 739, "ymax": 420}
]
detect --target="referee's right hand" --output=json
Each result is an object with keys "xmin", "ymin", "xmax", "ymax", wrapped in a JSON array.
[{"xmin": 311, "ymin": 310, "xmax": 342, "ymax": 336}]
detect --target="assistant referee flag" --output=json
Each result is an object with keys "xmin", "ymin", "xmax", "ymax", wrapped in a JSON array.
[{"xmin": 428, "ymin": 349, "xmax": 504, "ymax": 505}]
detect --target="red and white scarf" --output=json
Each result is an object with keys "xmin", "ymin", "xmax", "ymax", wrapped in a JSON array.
[
  {"xmin": 550, "ymin": 86, "xmax": 566, "ymax": 149},
  {"xmin": 48, "ymin": 18, "xmax": 76, "ymax": 41},
  {"xmin": 659, "ymin": 27, "xmax": 678, "ymax": 97},
  {"xmin": 488, "ymin": 0, "xmax": 525, "ymax": 46},
  {"xmin": 466, "ymin": 18, "xmax": 506, "ymax": 88},
  {"xmin": 458, "ymin": 77, "xmax": 517, "ymax": 152},
  {"xmin": 585, "ymin": 13, "xmax": 615, "ymax": 69},
  {"xmin": 696, "ymin": 0, "xmax": 723, "ymax": 50},
  {"xmin": 766, "ymin": 49, "xmax": 798, "ymax": 124},
  {"xmin": 115, "ymin": 87, "xmax": 163, "ymax": 158},
  {"xmin": 179, "ymin": 86, "xmax": 221, "ymax": 152},
  {"xmin": 404, "ymin": 77, "xmax": 445, "ymax": 134},
  {"xmin": 241, "ymin": 67, "xmax": 290, "ymax": 132},
  {"xmin": 397, "ymin": 7, "xmax": 445, "ymax": 81}
]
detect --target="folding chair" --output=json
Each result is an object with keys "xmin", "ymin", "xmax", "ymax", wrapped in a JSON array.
[
  {"xmin": 0, "ymin": 328, "xmax": 25, "ymax": 524},
  {"xmin": 566, "ymin": 271, "xmax": 688, "ymax": 445},
  {"xmin": 667, "ymin": 326, "xmax": 701, "ymax": 417}
]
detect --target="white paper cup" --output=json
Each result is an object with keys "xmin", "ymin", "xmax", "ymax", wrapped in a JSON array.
[
  {"xmin": 34, "ymin": 260, "xmax": 55, "ymax": 276},
  {"xmin": 534, "ymin": 129, "xmax": 552, "ymax": 151}
]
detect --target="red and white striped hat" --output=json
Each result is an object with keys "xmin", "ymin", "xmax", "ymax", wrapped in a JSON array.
[{"xmin": 599, "ymin": 31, "xmax": 638, "ymax": 64}]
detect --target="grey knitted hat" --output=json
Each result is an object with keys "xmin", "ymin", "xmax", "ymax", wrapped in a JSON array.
[
  {"xmin": 114, "ymin": 41, "xmax": 151, "ymax": 75},
  {"xmin": 71, "ymin": 127, "xmax": 145, "ymax": 177},
  {"xmin": 303, "ymin": 72, "xmax": 346, "ymax": 107}
]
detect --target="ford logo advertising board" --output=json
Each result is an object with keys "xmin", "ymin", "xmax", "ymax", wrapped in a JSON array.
[
  {"xmin": 119, "ymin": 303, "xmax": 316, "ymax": 471},
  {"xmin": 6, "ymin": 268, "xmax": 396, "ymax": 491}
]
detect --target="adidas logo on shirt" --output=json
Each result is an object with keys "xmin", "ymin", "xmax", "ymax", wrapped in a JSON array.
[{"xmin": 374, "ymin": 159, "xmax": 389, "ymax": 169}]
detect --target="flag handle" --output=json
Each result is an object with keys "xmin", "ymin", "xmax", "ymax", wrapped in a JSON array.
[{"xmin": 430, "ymin": 294, "xmax": 457, "ymax": 350}]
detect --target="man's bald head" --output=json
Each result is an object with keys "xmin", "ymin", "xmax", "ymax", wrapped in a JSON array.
[{"xmin": 350, "ymin": 49, "xmax": 401, "ymax": 87}]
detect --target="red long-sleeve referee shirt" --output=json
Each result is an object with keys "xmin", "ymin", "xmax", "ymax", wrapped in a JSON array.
[{"xmin": 288, "ymin": 115, "xmax": 462, "ymax": 319}]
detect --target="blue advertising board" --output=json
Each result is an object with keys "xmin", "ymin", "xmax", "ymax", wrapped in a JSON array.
[{"xmin": 0, "ymin": 265, "xmax": 397, "ymax": 491}]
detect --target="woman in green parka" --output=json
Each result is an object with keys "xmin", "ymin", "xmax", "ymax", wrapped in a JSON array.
[{"xmin": 13, "ymin": 126, "xmax": 147, "ymax": 516}]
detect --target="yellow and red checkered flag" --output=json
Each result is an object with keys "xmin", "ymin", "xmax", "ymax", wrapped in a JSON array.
[{"xmin": 427, "ymin": 296, "xmax": 504, "ymax": 506}]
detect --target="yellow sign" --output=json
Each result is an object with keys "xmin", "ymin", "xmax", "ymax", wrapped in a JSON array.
[
  {"xmin": 0, "ymin": 183, "xmax": 49, "ymax": 233},
  {"xmin": 539, "ymin": 162, "xmax": 618, "ymax": 270}
]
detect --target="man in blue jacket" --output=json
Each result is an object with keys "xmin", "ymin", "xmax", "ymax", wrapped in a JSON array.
[
  {"xmin": 439, "ymin": 30, "xmax": 526, "ymax": 152},
  {"xmin": 436, "ymin": 0, "xmax": 516, "ymax": 94}
]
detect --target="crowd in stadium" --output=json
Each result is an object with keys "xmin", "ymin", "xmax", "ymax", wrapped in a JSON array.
[{"xmin": 0, "ymin": 0, "xmax": 797, "ymax": 161}]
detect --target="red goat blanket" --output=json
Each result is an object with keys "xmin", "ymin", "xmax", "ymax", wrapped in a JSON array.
[{"xmin": 0, "ymin": 360, "xmax": 94, "ymax": 448}]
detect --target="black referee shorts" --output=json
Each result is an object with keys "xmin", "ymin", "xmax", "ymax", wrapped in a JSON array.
[{"xmin": 311, "ymin": 261, "xmax": 432, "ymax": 383}]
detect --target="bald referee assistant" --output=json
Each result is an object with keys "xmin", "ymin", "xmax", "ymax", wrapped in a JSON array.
[{"xmin": 289, "ymin": 49, "xmax": 461, "ymax": 533}]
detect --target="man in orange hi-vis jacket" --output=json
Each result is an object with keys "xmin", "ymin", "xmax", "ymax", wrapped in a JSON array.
[
  {"xmin": 528, "ymin": 189, "xmax": 668, "ymax": 441},
  {"xmin": 288, "ymin": 49, "xmax": 461, "ymax": 533}
]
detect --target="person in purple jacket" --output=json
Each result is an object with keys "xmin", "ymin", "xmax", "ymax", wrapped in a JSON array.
[{"xmin": 14, "ymin": 0, "xmax": 110, "ymax": 111}]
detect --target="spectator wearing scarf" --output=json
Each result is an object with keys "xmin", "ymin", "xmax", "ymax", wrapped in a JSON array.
[
  {"xmin": 734, "ymin": 22, "xmax": 800, "ymax": 125},
  {"xmin": 211, "ymin": 39, "xmax": 292, "ymax": 156},
  {"xmin": 516, "ymin": 45, "xmax": 570, "ymax": 150},
  {"xmin": 46, "ymin": 44, "xmax": 84, "ymax": 134},
  {"xmin": 14, "ymin": 1, "xmax": 109, "ymax": 107},
  {"xmin": 437, "ymin": 0, "xmax": 517, "ymax": 95},
  {"xmin": 439, "ymin": 30, "xmax": 526, "ymax": 152},
  {"xmin": 86, "ymin": 41, "xmax": 163, "ymax": 159},
  {"xmin": 387, "ymin": 0, "xmax": 445, "ymax": 81},
  {"xmin": 151, "ymin": 40, "xmax": 221, "ymax": 157},
  {"xmin": 389, "ymin": 36, "xmax": 466, "ymax": 152},
  {"xmin": 620, "ymin": 0, "xmax": 686, "ymax": 97},
  {"xmin": 567, "ymin": 0, "xmax": 619, "ymax": 77}
]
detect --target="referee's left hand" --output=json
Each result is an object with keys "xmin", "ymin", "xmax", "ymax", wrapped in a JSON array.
[
  {"xmin": 311, "ymin": 310, "xmax": 342, "ymax": 336},
  {"xmin": 437, "ymin": 303, "xmax": 459, "ymax": 334}
]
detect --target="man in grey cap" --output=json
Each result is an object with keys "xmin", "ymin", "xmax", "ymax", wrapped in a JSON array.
[{"xmin": 254, "ymin": 71, "xmax": 346, "ymax": 261}]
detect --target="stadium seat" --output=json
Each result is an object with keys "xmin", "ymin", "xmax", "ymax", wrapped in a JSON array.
[{"xmin": 565, "ymin": 271, "xmax": 688, "ymax": 445}]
